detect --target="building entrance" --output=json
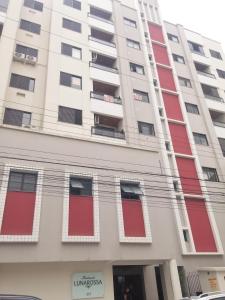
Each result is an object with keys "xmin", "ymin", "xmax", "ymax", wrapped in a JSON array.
[{"xmin": 113, "ymin": 266, "xmax": 146, "ymax": 300}]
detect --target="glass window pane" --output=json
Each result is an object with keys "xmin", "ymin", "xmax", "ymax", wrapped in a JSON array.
[
  {"xmin": 23, "ymin": 173, "xmax": 37, "ymax": 192},
  {"xmin": 8, "ymin": 172, "xmax": 23, "ymax": 191}
]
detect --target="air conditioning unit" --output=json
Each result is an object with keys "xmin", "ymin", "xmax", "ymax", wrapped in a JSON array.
[
  {"xmin": 25, "ymin": 55, "xmax": 37, "ymax": 65},
  {"xmin": 94, "ymin": 115, "xmax": 100, "ymax": 125},
  {"xmin": 13, "ymin": 52, "xmax": 26, "ymax": 62}
]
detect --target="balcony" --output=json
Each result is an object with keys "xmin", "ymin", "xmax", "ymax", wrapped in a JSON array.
[
  {"xmin": 88, "ymin": 6, "xmax": 114, "ymax": 34},
  {"xmin": 218, "ymin": 138, "xmax": 225, "ymax": 157},
  {"xmin": 90, "ymin": 53, "xmax": 120, "ymax": 85},
  {"xmin": 210, "ymin": 110, "xmax": 225, "ymax": 139},
  {"xmin": 88, "ymin": 0, "xmax": 112, "ymax": 12},
  {"xmin": 89, "ymin": 28, "xmax": 117, "ymax": 57},
  {"xmin": 91, "ymin": 92, "xmax": 121, "ymax": 104},
  {"xmin": 92, "ymin": 114, "xmax": 125, "ymax": 139},
  {"xmin": 201, "ymin": 83, "xmax": 223, "ymax": 102}
]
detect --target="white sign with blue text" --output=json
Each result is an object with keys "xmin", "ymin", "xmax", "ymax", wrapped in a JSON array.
[{"xmin": 72, "ymin": 272, "xmax": 105, "ymax": 299}]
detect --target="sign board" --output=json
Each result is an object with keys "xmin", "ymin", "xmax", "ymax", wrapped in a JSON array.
[
  {"xmin": 72, "ymin": 272, "xmax": 104, "ymax": 299},
  {"xmin": 208, "ymin": 277, "xmax": 218, "ymax": 291}
]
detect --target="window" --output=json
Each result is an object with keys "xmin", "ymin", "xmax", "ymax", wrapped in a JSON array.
[
  {"xmin": 0, "ymin": 0, "xmax": 9, "ymax": 12},
  {"xmin": 24, "ymin": 0, "xmax": 43, "ymax": 11},
  {"xmin": 61, "ymin": 43, "xmax": 82, "ymax": 59},
  {"xmin": 218, "ymin": 138, "xmax": 225, "ymax": 157},
  {"xmin": 127, "ymin": 39, "xmax": 140, "ymax": 50},
  {"xmin": 20, "ymin": 19, "xmax": 41, "ymax": 34},
  {"xmin": 217, "ymin": 69, "xmax": 225, "ymax": 79},
  {"xmin": 185, "ymin": 103, "xmax": 199, "ymax": 115},
  {"xmin": 202, "ymin": 167, "xmax": 219, "ymax": 182},
  {"xmin": 10, "ymin": 73, "xmax": 35, "ymax": 91},
  {"xmin": 178, "ymin": 77, "xmax": 192, "ymax": 88},
  {"xmin": 130, "ymin": 63, "xmax": 144, "ymax": 75},
  {"xmin": 63, "ymin": 0, "xmax": 81, "ymax": 10},
  {"xmin": 15, "ymin": 44, "xmax": 38, "ymax": 57},
  {"xmin": 138, "ymin": 121, "xmax": 155, "ymax": 136},
  {"xmin": 201, "ymin": 84, "xmax": 220, "ymax": 99},
  {"xmin": 172, "ymin": 53, "xmax": 185, "ymax": 64},
  {"xmin": 167, "ymin": 33, "xmax": 179, "ymax": 43},
  {"xmin": 60, "ymin": 71, "xmax": 82, "ymax": 89},
  {"xmin": 133, "ymin": 89, "xmax": 149, "ymax": 102},
  {"xmin": 193, "ymin": 132, "xmax": 209, "ymax": 146},
  {"xmin": 8, "ymin": 171, "xmax": 37, "ymax": 192},
  {"xmin": 121, "ymin": 182, "xmax": 142, "ymax": 200},
  {"xmin": 70, "ymin": 177, "xmax": 92, "ymax": 196},
  {"xmin": 62, "ymin": 18, "xmax": 81, "ymax": 33},
  {"xmin": 188, "ymin": 41, "xmax": 204, "ymax": 56},
  {"xmin": 3, "ymin": 108, "xmax": 31, "ymax": 127},
  {"xmin": 210, "ymin": 49, "xmax": 222, "ymax": 60},
  {"xmin": 124, "ymin": 17, "xmax": 136, "ymax": 28},
  {"xmin": 58, "ymin": 106, "xmax": 82, "ymax": 125}
]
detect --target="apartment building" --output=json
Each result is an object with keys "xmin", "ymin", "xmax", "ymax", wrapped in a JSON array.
[{"xmin": 1, "ymin": 0, "xmax": 225, "ymax": 299}]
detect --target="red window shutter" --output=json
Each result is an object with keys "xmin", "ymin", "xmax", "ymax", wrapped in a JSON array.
[
  {"xmin": 176, "ymin": 158, "xmax": 202, "ymax": 195},
  {"xmin": 185, "ymin": 197, "xmax": 217, "ymax": 252},
  {"xmin": 152, "ymin": 43, "xmax": 170, "ymax": 66},
  {"xmin": 157, "ymin": 66, "xmax": 176, "ymax": 91},
  {"xmin": 122, "ymin": 199, "xmax": 146, "ymax": 237},
  {"xmin": 148, "ymin": 23, "xmax": 165, "ymax": 44},
  {"xmin": 169, "ymin": 123, "xmax": 192, "ymax": 155},
  {"xmin": 162, "ymin": 92, "xmax": 183, "ymax": 121},
  {"xmin": 69, "ymin": 195, "xmax": 94, "ymax": 236},
  {"xmin": 1, "ymin": 191, "xmax": 36, "ymax": 235}
]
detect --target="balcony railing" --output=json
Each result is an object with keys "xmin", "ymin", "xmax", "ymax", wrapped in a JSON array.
[
  {"xmin": 204, "ymin": 94, "xmax": 224, "ymax": 102},
  {"xmin": 89, "ymin": 36, "xmax": 116, "ymax": 48},
  {"xmin": 197, "ymin": 70, "xmax": 216, "ymax": 79},
  {"xmin": 88, "ymin": 13, "xmax": 113, "ymax": 25},
  {"xmin": 90, "ymin": 92, "xmax": 122, "ymax": 104},
  {"xmin": 213, "ymin": 121, "xmax": 225, "ymax": 128},
  {"xmin": 91, "ymin": 126, "xmax": 125, "ymax": 139},
  {"xmin": 90, "ymin": 61, "xmax": 118, "ymax": 74}
]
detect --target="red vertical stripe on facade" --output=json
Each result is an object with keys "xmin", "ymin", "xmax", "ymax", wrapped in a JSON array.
[
  {"xmin": 148, "ymin": 23, "xmax": 165, "ymax": 44},
  {"xmin": 162, "ymin": 92, "xmax": 183, "ymax": 121},
  {"xmin": 69, "ymin": 195, "xmax": 94, "ymax": 236},
  {"xmin": 176, "ymin": 157, "xmax": 202, "ymax": 195},
  {"xmin": 152, "ymin": 43, "xmax": 170, "ymax": 66},
  {"xmin": 169, "ymin": 123, "xmax": 192, "ymax": 155},
  {"xmin": 185, "ymin": 198, "xmax": 217, "ymax": 252},
  {"xmin": 157, "ymin": 66, "xmax": 177, "ymax": 91},
  {"xmin": 1, "ymin": 191, "xmax": 35, "ymax": 235},
  {"xmin": 122, "ymin": 199, "xmax": 146, "ymax": 237}
]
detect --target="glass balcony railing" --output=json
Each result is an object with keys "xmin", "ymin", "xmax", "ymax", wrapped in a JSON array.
[
  {"xmin": 88, "ymin": 13, "xmax": 113, "ymax": 24},
  {"xmin": 91, "ymin": 126, "xmax": 125, "ymax": 139},
  {"xmin": 89, "ymin": 36, "xmax": 116, "ymax": 48},
  {"xmin": 90, "ymin": 62, "xmax": 118, "ymax": 74},
  {"xmin": 90, "ymin": 92, "xmax": 122, "ymax": 104},
  {"xmin": 197, "ymin": 70, "xmax": 216, "ymax": 79},
  {"xmin": 204, "ymin": 94, "xmax": 224, "ymax": 102},
  {"xmin": 213, "ymin": 121, "xmax": 225, "ymax": 128}
]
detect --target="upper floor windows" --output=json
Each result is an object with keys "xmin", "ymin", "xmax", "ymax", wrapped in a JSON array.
[
  {"xmin": 178, "ymin": 77, "xmax": 192, "ymax": 88},
  {"xmin": 20, "ymin": 19, "xmax": 41, "ymax": 34},
  {"xmin": 138, "ymin": 121, "xmax": 155, "ymax": 136},
  {"xmin": 127, "ymin": 39, "xmax": 140, "ymax": 50},
  {"xmin": 202, "ymin": 167, "xmax": 219, "ymax": 182},
  {"xmin": 60, "ymin": 71, "xmax": 82, "ymax": 89},
  {"xmin": 61, "ymin": 43, "xmax": 82, "ymax": 59},
  {"xmin": 8, "ymin": 171, "xmax": 37, "ymax": 192},
  {"xmin": 193, "ymin": 132, "xmax": 209, "ymax": 146},
  {"xmin": 133, "ymin": 90, "xmax": 149, "ymax": 103},
  {"xmin": 15, "ymin": 44, "xmax": 38, "ymax": 58},
  {"xmin": 210, "ymin": 49, "xmax": 222, "ymax": 60},
  {"xmin": 217, "ymin": 69, "xmax": 225, "ymax": 79},
  {"xmin": 63, "ymin": 0, "xmax": 81, "ymax": 10},
  {"xmin": 10, "ymin": 73, "xmax": 35, "ymax": 92},
  {"xmin": 62, "ymin": 18, "xmax": 81, "ymax": 33},
  {"xmin": 167, "ymin": 33, "xmax": 179, "ymax": 43},
  {"xmin": 70, "ymin": 177, "xmax": 92, "ymax": 196},
  {"xmin": 185, "ymin": 103, "xmax": 199, "ymax": 115},
  {"xmin": 188, "ymin": 41, "xmax": 204, "ymax": 56},
  {"xmin": 24, "ymin": 0, "xmax": 43, "ymax": 12},
  {"xmin": 130, "ymin": 63, "xmax": 145, "ymax": 75},
  {"xmin": 172, "ymin": 53, "xmax": 185, "ymax": 64},
  {"xmin": 0, "ymin": 0, "xmax": 9, "ymax": 12},
  {"xmin": 3, "ymin": 108, "xmax": 31, "ymax": 127},
  {"xmin": 201, "ymin": 84, "xmax": 221, "ymax": 100},
  {"xmin": 58, "ymin": 106, "xmax": 82, "ymax": 125},
  {"xmin": 124, "ymin": 17, "xmax": 137, "ymax": 28},
  {"xmin": 121, "ymin": 182, "xmax": 142, "ymax": 200}
]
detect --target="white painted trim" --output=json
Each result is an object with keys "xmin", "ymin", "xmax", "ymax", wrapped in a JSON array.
[
  {"xmin": 115, "ymin": 176, "xmax": 152, "ymax": 243},
  {"xmin": 62, "ymin": 171, "xmax": 100, "ymax": 243},
  {"xmin": 0, "ymin": 164, "xmax": 43, "ymax": 242}
]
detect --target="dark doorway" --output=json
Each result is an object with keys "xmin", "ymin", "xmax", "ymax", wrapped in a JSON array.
[
  {"xmin": 155, "ymin": 266, "xmax": 165, "ymax": 300},
  {"xmin": 113, "ymin": 266, "xmax": 146, "ymax": 300}
]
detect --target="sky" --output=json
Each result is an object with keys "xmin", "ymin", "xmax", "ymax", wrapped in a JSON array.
[{"xmin": 160, "ymin": 0, "xmax": 225, "ymax": 50}]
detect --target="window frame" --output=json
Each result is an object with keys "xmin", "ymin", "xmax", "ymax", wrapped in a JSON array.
[
  {"xmin": 178, "ymin": 76, "xmax": 192, "ymax": 88},
  {"xmin": 15, "ymin": 44, "xmax": 38, "ymax": 58},
  {"xmin": 20, "ymin": 19, "xmax": 41, "ymax": 34},
  {"xmin": 58, "ymin": 105, "xmax": 82, "ymax": 126},
  {"xmin": 193, "ymin": 132, "xmax": 209, "ymax": 146},
  {"xmin": 62, "ymin": 17, "xmax": 81, "ymax": 33},
  {"xmin": 63, "ymin": 0, "xmax": 81, "ymax": 10},
  {"xmin": 60, "ymin": 71, "xmax": 82, "ymax": 90},
  {"xmin": 172, "ymin": 53, "xmax": 185, "ymax": 64},
  {"xmin": 210, "ymin": 49, "xmax": 222, "ymax": 60},
  {"xmin": 138, "ymin": 121, "xmax": 155, "ymax": 136},
  {"xmin": 130, "ymin": 62, "xmax": 145, "ymax": 75},
  {"xmin": 217, "ymin": 69, "xmax": 225, "ymax": 79},
  {"xmin": 3, "ymin": 107, "xmax": 31, "ymax": 127},
  {"xmin": 167, "ymin": 33, "xmax": 179, "ymax": 43},
  {"xmin": 202, "ymin": 167, "xmax": 219, "ymax": 182},
  {"xmin": 10, "ymin": 73, "xmax": 35, "ymax": 92},
  {"xmin": 61, "ymin": 43, "xmax": 82, "ymax": 60},
  {"xmin": 126, "ymin": 38, "xmax": 141, "ymax": 50},
  {"xmin": 23, "ymin": 0, "xmax": 43, "ymax": 12},
  {"xmin": 185, "ymin": 103, "xmax": 199, "ymax": 115},
  {"xmin": 133, "ymin": 89, "xmax": 149, "ymax": 103},
  {"xmin": 124, "ymin": 17, "xmax": 137, "ymax": 28}
]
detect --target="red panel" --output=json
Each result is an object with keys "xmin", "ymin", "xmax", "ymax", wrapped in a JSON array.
[
  {"xmin": 152, "ymin": 43, "xmax": 170, "ymax": 66},
  {"xmin": 122, "ymin": 199, "xmax": 146, "ymax": 237},
  {"xmin": 148, "ymin": 23, "xmax": 165, "ymax": 44},
  {"xmin": 169, "ymin": 123, "xmax": 192, "ymax": 155},
  {"xmin": 162, "ymin": 92, "xmax": 183, "ymax": 121},
  {"xmin": 1, "ymin": 192, "xmax": 35, "ymax": 235},
  {"xmin": 157, "ymin": 66, "xmax": 176, "ymax": 91},
  {"xmin": 69, "ymin": 195, "xmax": 94, "ymax": 236},
  {"xmin": 176, "ymin": 158, "xmax": 202, "ymax": 195},
  {"xmin": 185, "ymin": 198, "xmax": 217, "ymax": 252}
]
